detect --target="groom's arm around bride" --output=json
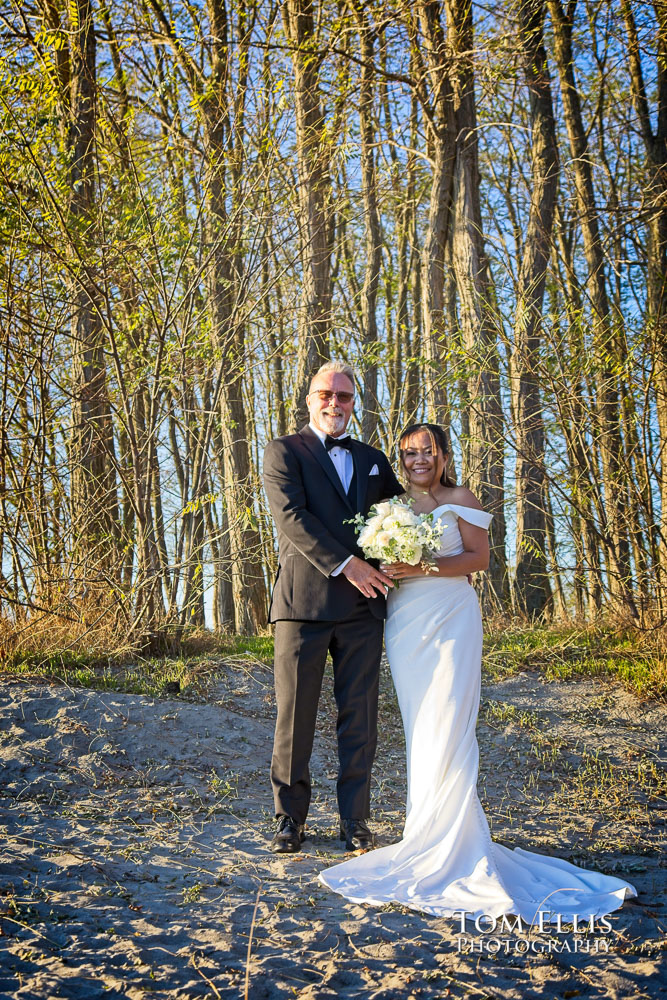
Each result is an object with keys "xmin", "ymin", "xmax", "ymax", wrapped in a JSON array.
[{"xmin": 262, "ymin": 360, "xmax": 401, "ymax": 854}]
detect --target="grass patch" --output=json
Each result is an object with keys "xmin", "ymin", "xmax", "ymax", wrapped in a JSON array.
[
  {"xmin": 0, "ymin": 634, "xmax": 275, "ymax": 699},
  {"xmin": 1, "ymin": 653, "xmax": 196, "ymax": 698},
  {"xmin": 3, "ymin": 620, "xmax": 666, "ymax": 701},
  {"xmin": 214, "ymin": 634, "xmax": 275, "ymax": 661},
  {"xmin": 483, "ymin": 623, "xmax": 667, "ymax": 700},
  {"xmin": 480, "ymin": 699, "xmax": 540, "ymax": 729},
  {"xmin": 479, "ymin": 694, "xmax": 666, "ymax": 854}
]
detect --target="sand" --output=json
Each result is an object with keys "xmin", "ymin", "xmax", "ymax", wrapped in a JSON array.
[{"xmin": 0, "ymin": 657, "xmax": 665, "ymax": 999}]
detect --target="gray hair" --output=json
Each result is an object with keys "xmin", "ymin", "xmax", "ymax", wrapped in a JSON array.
[{"xmin": 309, "ymin": 360, "xmax": 356, "ymax": 391}]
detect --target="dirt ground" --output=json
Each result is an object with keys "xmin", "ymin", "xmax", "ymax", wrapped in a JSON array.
[{"xmin": 0, "ymin": 654, "xmax": 665, "ymax": 999}]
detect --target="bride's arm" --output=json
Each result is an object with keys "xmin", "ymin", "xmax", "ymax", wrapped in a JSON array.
[
  {"xmin": 435, "ymin": 520, "xmax": 489, "ymax": 576},
  {"xmin": 382, "ymin": 520, "xmax": 489, "ymax": 579}
]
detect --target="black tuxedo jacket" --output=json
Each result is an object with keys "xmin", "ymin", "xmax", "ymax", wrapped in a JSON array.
[{"xmin": 263, "ymin": 424, "xmax": 402, "ymax": 623}]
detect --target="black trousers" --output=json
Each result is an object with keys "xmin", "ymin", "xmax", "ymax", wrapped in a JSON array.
[{"xmin": 270, "ymin": 607, "xmax": 384, "ymax": 825}]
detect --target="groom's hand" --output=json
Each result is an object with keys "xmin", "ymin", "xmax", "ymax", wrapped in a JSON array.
[{"xmin": 341, "ymin": 556, "xmax": 395, "ymax": 598}]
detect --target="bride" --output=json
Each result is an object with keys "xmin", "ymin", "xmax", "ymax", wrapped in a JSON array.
[{"xmin": 318, "ymin": 423, "xmax": 637, "ymax": 924}]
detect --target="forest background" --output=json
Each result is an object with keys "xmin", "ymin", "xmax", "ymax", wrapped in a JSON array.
[{"xmin": 1, "ymin": 0, "xmax": 667, "ymax": 664}]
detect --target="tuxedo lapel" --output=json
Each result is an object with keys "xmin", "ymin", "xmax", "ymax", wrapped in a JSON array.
[
  {"xmin": 350, "ymin": 440, "xmax": 369, "ymax": 512},
  {"xmin": 299, "ymin": 425, "xmax": 354, "ymax": 511}
]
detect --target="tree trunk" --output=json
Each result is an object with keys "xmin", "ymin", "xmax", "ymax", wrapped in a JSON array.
[
  {"xmin": 204, "ymin": 0, "xmax": 267, "ymax": 632},
  {"xmin": 405, "ymin": 82, "xmax": 423, "ymax": 428},
  {"xmin": 544, "ymin": 480, "xmax": 566, "ymax": 618},
  {"xmin": 67, "ymin": 0, "xmax": 118, "ymax": 586},
  {"xmin": 549, "ymin": 0, "xmax": 636, "ymax": 614},
  {"xmin": 444, "ymin": 0, "xmax": 508, "ymax": 607},
  {"xmin": 417, "ymin": 1, "xmax": 456, "ymax": 427},
  {"xmin": 511, "ymin": 0, "xmax": 558, "ymax": 616},
  {"xmin": 283, "ymin": 0, "xmax": 333, "ymax": 428},
  {"xmin": 552, "ymin": 224, "xmax": 608, "ymax": 615},
  {"xmin": 263, "ymin": 242, "xmax": 288, "ymax": 438},
  {"xmin": 378, "ymin": 29, "xmax": 407, "ymax": 440},
  {"xmin": 353, "ymin": 3, "xmax": 383, "ymax": 444}
]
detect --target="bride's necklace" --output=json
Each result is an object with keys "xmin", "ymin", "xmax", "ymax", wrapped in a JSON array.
[
  {"xmin": 408, "ymin": 491, "xmax": 438, "ymax": 514},
  {"xmin": 408, "ymin": 489, "xmax": 445, "ymax": 515}
]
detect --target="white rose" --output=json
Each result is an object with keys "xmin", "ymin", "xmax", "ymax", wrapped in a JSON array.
[
  {"xmin": 375, "ymin": 530, "xmax": 392, "ymax": 548},
  {"xmin": 393, "ymin": 508, "xmax": 418, "ymax": 526},
  {"xmin": 373, "ymin": 501, "xmax": 393, "ymax": 519},
  {"xmin": 358, "ymin": 524, "xmax": 379, "ymax": 548}
]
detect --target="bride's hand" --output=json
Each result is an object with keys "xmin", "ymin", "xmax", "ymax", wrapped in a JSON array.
[{"xmin": 380, "ymin": 561, "xmax": 423, "ymax": 580}]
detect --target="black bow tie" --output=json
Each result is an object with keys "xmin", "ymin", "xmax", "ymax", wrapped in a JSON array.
[{"xmin": 325, "ymin": 434, "xmax": 352, "ymax": 451}]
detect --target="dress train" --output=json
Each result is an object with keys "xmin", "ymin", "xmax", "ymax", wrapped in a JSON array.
[{"xmin": 318, "ymin": 505, "xmax": 636, "ymax": 923}]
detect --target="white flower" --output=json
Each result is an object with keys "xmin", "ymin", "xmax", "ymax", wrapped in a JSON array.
[
  {"xmin": 358, "ymin": 524, "xmax": 379, "ymax": 548},
  {"xmin": 352, "ymin": 496, "xmax": 444, "ymax": 567},
  {"xmin": 394, "ymin": 508, "xmax": 418, "ymax": 526},
  {"xmin": 403, "ymin": 545, "xmax": 422, "ymax": 565}
]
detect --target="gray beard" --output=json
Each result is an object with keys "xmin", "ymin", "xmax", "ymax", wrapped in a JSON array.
[{"xmin": 318, "ymin": 414, "xmax": 346, "ymax": 436}]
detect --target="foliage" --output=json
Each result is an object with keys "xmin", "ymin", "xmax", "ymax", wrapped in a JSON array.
[{"xmin": 0, "ymin": 0, "xmax": 665, "ymax": 638}]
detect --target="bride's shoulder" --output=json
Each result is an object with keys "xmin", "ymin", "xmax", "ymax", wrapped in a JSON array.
[{"xmin": 443, "ymin": 486, "xmax": 483, "ymax": 510}]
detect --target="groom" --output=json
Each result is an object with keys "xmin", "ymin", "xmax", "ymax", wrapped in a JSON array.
[{"xmin": 263, "ymin": 361, "xmax": 401, "ymax": 853}]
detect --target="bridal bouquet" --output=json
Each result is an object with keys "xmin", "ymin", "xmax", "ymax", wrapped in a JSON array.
[{"xmin": 347, "ymin": 498, "xmax": 444, "ymax": 569}]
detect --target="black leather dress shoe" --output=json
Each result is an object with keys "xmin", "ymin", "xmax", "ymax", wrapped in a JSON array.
[
  {"xmin": 270, "ymin": 815, "xmax": 305, "ymax": 854},
  {"xmin": 340, "ymin": 818, "xmax": 374, "ymax": 851}
]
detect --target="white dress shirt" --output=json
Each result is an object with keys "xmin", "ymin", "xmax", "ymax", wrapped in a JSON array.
[{"xmin": 309, "ymin": 422, "xmax": 354, "ymax": 577}]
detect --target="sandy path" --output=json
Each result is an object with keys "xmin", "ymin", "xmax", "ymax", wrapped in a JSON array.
[{"xmin": 0, "ymin": 659, "xmax": 665, "ymax": 999}]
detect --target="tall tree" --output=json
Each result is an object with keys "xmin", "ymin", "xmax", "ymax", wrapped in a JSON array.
[
  {"xmin": 148, "ymin": 0, "xmax": 267, "ymax": 631},
  {"xmin": 283, "ymin": 0, "xmax": 333, "ymax": 427},
  {"xmin": 621, "ymin": 0, "xmax": 667, "ymax": 597},
  {"xmin": 549, "ymin": 0, "xmax": 636, "ymax": 614},
  {"xmin": 444, "ymin": 0, "xmax": 508, "ymax": 606},
  {"xmin": 511, "ymin": 0, "xmax": 559, "ymax": 616},
  {"xmin": 352, "ymin": 2, "xmax": 383, "ymax": 444},
  {"xmin": 64, "ymin": 0, "xmax": 119, "ymax": 584},
  {"xmin": 415, "ymin": 1, "xmax": 456, "ymax": 428}
]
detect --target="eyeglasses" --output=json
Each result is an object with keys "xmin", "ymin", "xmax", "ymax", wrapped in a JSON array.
[{"xmin": 311, "ymin": 390, "xmax": 354, "ymax": 403}]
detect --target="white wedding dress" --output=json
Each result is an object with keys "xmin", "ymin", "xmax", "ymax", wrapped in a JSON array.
[{"xmin": 319, "ymin": 504, "xmax": 637, "ymax": 923}]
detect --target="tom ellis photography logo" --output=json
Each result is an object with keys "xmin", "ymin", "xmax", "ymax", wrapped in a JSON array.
[{"xmin": 454, "ymin": 909, "xmax": 613, "ymax": 955}]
